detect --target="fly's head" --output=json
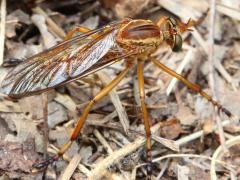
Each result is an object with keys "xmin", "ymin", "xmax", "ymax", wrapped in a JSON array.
[{"xmin": 157, "ymin": 17, "xmax": 195, "ymax": 52}]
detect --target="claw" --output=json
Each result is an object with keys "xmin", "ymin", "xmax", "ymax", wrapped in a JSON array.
[
  {"xmin": 32, "ymin": 155, "xmax": 59, "ymax": 170},
  {"xmin": 146, "ymin": 162, "xmax": 152, "ymax": 180},
  {"xmin": 146, "ymin": 150, "xmax": 153, "ymax": 179}
]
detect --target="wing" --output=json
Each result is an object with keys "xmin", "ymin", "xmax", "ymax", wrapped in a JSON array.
[{"xmin": 1, "ymin": 20, "xmax": 138, "ymax": 98}]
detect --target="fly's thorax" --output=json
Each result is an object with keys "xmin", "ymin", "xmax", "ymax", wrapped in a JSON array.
[{"xmin": 116, "ymin": 20, "xmax": 163, "ymax": 53}]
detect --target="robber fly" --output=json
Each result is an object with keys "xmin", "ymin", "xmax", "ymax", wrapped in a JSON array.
[{"xmin": 0, "ymin": 16, "xmax": 233, "ymax": 179}]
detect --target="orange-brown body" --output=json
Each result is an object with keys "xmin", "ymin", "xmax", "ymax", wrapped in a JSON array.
[{"xmin": 1, "ymin": 17, "xmax": 191, "ymax": 97}]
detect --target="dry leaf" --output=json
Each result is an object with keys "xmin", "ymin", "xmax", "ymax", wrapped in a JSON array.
[
  {"xmin": 176, "ymin": 105, "xmax": 197, "ymax": 126},
  {"xmin": 157, "ymin": 0, "xmax": 208, "ymax": 21},
  {"xmin": 1, "ymin": 113, "xmax": 44, "ymax": 153},
  {"xmin": 19, "ymin": 95, "xmax": 44, "ymax": 120},
  {"xmin": 101, "ymin": 0, "xmax": 150, "ymax": 18},
  {"xmin": 48, "ymin": 101, "xmax": 68, "ymax": 128},
  {"xmin": 160, "ymin": 118, "xmax": 182, "ymax": 139},
  {"xmin": 177, "ymin": 165, "xmax": 190, "ymax": 180},
  {"xmin": 203, "ymin": 118, "xmax": 214, "ymax": 134},
  {"xmin": 0, "ymin": 140, "xmax": 41, "ymax": 178}
]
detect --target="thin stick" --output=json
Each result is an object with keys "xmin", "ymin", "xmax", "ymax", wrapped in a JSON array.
[
  {"xmin": 97, "ymin": 71, "xmax": 130, "ymax": 134},
  {"xmin": 60, "ymin": 153, "xmax": 82, "ymax": 180},
  {"xmin": 175, "ymin": 119, "xmax": 234, "ymax": 146},
  {"xmin": 156, "ymin": 159, "xmax": 170, "ymax": 180},
  {"xmin": 47, "ymin": 145, "xmax": 90, "ymax": 176},
  {"xmin": 216, "ymin": 3, "xmax": 240, "ymax": 21},
  {"xmin": 93, "ymin": 129, "xmax": 113, "ymax": 154},
  {"xmin": 210, "ymin": 136, "xmax": 240, "ymax": 180},
  {"xmin": 209, "ymin": 0, "xmax": 227, "ymax": 152},
  {"xmin": 32, "ymin": 7, "xmax": 66, "ymax": 39},
  {"xmin": 0, "ymin": 0, "xmax": 6, "ymax": 65},
  {"xmin": 88, "ymin": 122, "xmax": 161, "ymax": 180},
  {"xmin": 93, "ymin": 129, "xmax": 129, "ymax": 180},
  {"xmin": 42, "ymin": 93, "xmax": 49, "ymax": 159},
  {"xmin": 209, "ymin": 0, "xmax": 217, "ymax": 102},
  {"xmin": 191, "ymin": 28, "xmax": 236, "ymax": 89},
  {"xmin": 166, "ymin": 49, "xmax": 193, "ymax": 95},
  {"xmin": 152, "ymin": 154, "xmax": 231, "ymax": 169}
]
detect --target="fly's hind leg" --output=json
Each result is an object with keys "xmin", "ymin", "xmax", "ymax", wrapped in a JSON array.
[
  {"xmin": 33, "ymin": 63, "xmax": 133, "ymax": 170},
  {"xmin": 137, "ymin": 60, "xmax": 152, "ymax": 179},
  {"xmin": 65, "ymin": 26, "xmax": 92, "ymax": 40},
  {"xmin": 65, "ymin": 26, "xmax": 108, "ymax": 40},
  {"xmin": 151, "ymin": 58, "xmax": 233, "ymax": 118}
]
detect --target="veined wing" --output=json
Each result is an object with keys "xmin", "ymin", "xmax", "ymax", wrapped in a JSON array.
[{"xmin": 1, "ymin": 20, "xmax": 137, "ymax": 98}]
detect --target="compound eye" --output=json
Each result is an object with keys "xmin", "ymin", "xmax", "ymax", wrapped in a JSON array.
[{"xmin": 172, "ymin": 34, "xmax": 182, "ymax": 52}]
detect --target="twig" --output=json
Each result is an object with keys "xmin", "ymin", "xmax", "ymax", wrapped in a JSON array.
[
  {"xmin": 31, "ymin": 14, "xmax": 57, "ymax": 48},
  {"xmin": 156, "ymin": 159, "xmax": 170, "ymax": 180},
  {"xmin": 0, "ymin": 0, "xmax": 6, "ymax": 66},
  {"xmin": 48, "ymin": 145, "xmax": 90, "ymax": 176},
  {"xmin": 93, "ymin": 129, "xmax": 113, "ymax": 154},
  {"xmin": 152, "ymin": 154, "xmax": 232, "ymax": 170},
  {"xmin": 166, "ymin": 48, "xmax": 193, "ymax": 96},
  {"xmin": 175, "ymin": 118, "xmax": 235, "ymax": 146},
  {"xmin": 32, "ymin": 12, "xmax": 55, "ymax": 161},
  {"xmin": 42, "ymin": 93, "xmax": 49, "ymax": 159},
  {"xmin": 210, "ymin": 136, "xmax": 240, "ymax": 180},
  {"xmin": 156, "ymin": 0, "xmax": 202, "ymax": 20},
  {"xmin": 216, "ymin": 3, "xmax": 240, "ymax": 21},
  {"xmin": 93, "ymin": 129, "xmax": 130, "ymax": 180},
  {"xmin": 131, "ymin": 163, "xmax": 148, "ymax": 180},
  {"xmin": 60, "ymin": 153, "xmax": 82, "ymax": 180},
  {"xmin": 86, "ymin": 111, "xmax": 118, "ymax": 126},
  {"xmin": 209, "ymin": 0, "xmax": 227, "ymax": 152},
  {"xmin": 191, "ymin": 28, "xmax": 208, "ymax": 53},
  {"xmin": 209, "ymin": 0, "xmax": 216, "ymax": 100},
  {"xmin": 32, "ymin": 7, "xmax": 66, "ymax": 39},
  {"xmin": 214, "ymin": 57, "xmax": 237, "ymax": 91},
  {"xmin": 192, "ymin": 28, "xmax": 236, "ymax": 88},
  {"xmin": 88, "ymin": 122, "xmax": 162, "ymax": 180},
  {"xmin": 97, "ymin": 71, "xmax": 130, "ymax": 134},
  {"xmin": 152, "ymin": 135, "xmax": 179, "ymax": 152}
]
